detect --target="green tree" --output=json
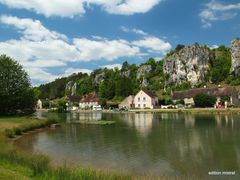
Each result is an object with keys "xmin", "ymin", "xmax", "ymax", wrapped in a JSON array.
[
  {"xmin": 193, "ymin": 93, "xmax": 217, "ymax": 108},
  {"xmin": 210, "ymin": 46, "xmax": 231, "ymax": 83},
  {"xmin": 0, "ymin": 55, "xmax": 36, "ymax": 115},
  {"xmin": 76, "ymin": 76, "xmax": 94, "ymax": 96},
  {"xmin": 122, "ymin": 61, "xmax": 129, "ymax": 71}
]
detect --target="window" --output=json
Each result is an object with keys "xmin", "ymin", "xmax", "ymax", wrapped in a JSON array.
[
  {"xmin": 138, "ymin": 104, "xmax": 140, "ymax": 107},
  {"xmin": 143, "ymin": 104, "xmax": 146, "ymax": 108},
  {"xmin": 143, "ymin": 97, "xmax": 146, "ymax": 101},
  {"xmin": 138, "ymin": 97, "xmax": 140, "ymax": 102}
]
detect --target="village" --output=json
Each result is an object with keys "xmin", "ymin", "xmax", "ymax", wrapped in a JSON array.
[{"xmin": 37, "ymin": 85, "xmax": 240, "ymax": 112}]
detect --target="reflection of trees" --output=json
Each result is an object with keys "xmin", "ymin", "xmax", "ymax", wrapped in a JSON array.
[
  {"xmin": 17, "ymin": 112, "xmax": 240, "ymax": 176},
  {"xmin": 148, "ymin": 113, "xmax": 240, "ymax": 177}
]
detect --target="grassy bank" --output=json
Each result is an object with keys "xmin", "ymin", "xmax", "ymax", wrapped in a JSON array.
[
  {"xmin": 0, "ymin": 116, "xmax": 132, "ymax": 180},
  {"xmin": 129, "ymin": 108, "xmax": 240, "ymax": 114}
]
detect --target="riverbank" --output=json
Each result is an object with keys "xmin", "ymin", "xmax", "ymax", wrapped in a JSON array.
[
  {"xmin": 0, "ymin": 116, "xmax": 132, "ymax": 179},
  {"xmin": 129, "ymin": 108, "xmax": 240, "ymax": 114}
]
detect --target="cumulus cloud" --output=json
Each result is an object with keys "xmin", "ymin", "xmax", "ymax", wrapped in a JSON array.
[
  {"xmin": 73, "ymin": 38, "xmax": 140, "ymax": 61},
  {"xmin": 121, "ymin": 26, "xmax": 148, "ymax": 36},
  {"xmin": 101, "ymin": 64, "xmax": 122, "ymax": 69},
  {"xmin": 63, "ymin": 68, "xmax": 92, "ymax": 77},
  {"xmin": 0, "ymin": 0, "xmax": 162, "ymax": 17},
  {"xmin": 200, "ymin": 0, "xmax": 240, "ymax": 28},
  {"xmin": 0, "ymin": 16, "xmax": 171, "ymax": 84},
  {"xmin": 132, "ymin": 36, "xmax": 172, "ymax": 54}
]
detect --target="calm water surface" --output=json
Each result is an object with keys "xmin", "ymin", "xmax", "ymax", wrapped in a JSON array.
[{"xmin": 15, "ymin": 112, "xmax": 240, "ymax": 178}]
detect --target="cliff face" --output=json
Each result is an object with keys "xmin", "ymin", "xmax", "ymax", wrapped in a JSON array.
[
  {"xmin": 163, "ymin": 44, "xmax": 211, "ymax": 85},
  {"xmin": 230, "ymin": 39, "xmax": 240, "ymax": 76}
]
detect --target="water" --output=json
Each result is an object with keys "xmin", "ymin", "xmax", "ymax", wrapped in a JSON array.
[{"xmin": 15, "ymin": 112, "xmax": 240, "ymax": 178}]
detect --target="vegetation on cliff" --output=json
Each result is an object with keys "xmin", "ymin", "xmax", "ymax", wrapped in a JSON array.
[{"xmin": 34, "ymin": 40, "xmax": 240, "ymax": 104}]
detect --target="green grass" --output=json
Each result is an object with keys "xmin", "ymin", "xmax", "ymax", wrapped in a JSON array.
[
  {"xmin": 2, "ymin": 117, "xmax": 58, "ymax": 138},
  {"xmin": 0, "ymin": 116, "xmax": 132, "ymax": 180},
  {"xmin": 0, "ymin": 148, "xmax": 131, "ymax": 180}
]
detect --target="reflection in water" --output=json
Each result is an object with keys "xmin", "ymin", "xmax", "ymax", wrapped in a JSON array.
[
  {"xmin": 15, "ymin": 112, "xmax": 240, "ymax": 178},
  {"xmin": 65, "ymin": 112, "xmax": 102, "ymax": 122},
  {"xmin": 121, "ymin": 113, "xmax": 154, "ymax": 136}
]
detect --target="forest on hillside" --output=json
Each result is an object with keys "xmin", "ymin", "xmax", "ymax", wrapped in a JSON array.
[{"xmin": 36, "ymin": 44, "xmax": 240, "ymax": 105}]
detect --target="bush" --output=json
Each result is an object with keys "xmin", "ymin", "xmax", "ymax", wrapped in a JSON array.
[{"xmin": 193, "ymin": 93, "xmax": 217, "ymax": 107}]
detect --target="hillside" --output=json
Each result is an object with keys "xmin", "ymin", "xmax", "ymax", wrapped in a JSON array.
[{"xmin": 36, "ymin": 38, "xmax": 240, "ymax": 104}]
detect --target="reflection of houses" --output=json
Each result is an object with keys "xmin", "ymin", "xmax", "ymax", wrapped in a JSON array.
[
  {"xmin": 134, "ymin": 90, "xmax": 158, "ymax": 109},
  {"xmin": 121, "ymin": 113, "xmax": 154, "ymax": 136},
  {"xmin": 119, "ymin": 95, "xmax": 135, "ymax": 109},
  {"xmin": 79, "ymin": 112, "xmax": 102, "ymax": 121},
  {"xmin": 172, "ymin": 86, "xmax": 239, "ymax": 106},
  {"xmin": 79, "ymin": 92, "xmax": 100, "ymax": 109}
]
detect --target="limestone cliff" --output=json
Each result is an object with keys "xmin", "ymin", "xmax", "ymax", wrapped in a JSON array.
[
  {"xmin": 230, "ymin": 38, "xmax": 240, "ymax": 76},
  {"xmin": 163, "ymin": 43, "xmax": 211, "ymax": 85}
]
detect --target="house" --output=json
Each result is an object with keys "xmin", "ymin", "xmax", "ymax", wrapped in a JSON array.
[
  {"xmin": 79, "ymin": 92, "xmax": 100, "ymax": 109},
  {"xmin": 172, "ymin": 86, "xmax": 239, "ymax": 107},
  {"xmin": 119, "ymin": 95, "xmax": 135, "ymax": 109},
  {"xmin": 36, "ymin": 99, "xmax": 42, "ymax": 109},
  {"xmin": 134, "ymin": 90, "xmax": 159, "ymax": 109}
]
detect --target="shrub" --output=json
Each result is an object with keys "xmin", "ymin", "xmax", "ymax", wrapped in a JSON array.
[
  {"xmin": 5, "ymin": 129, "xmax": 15, "ymax": 138},
  {"xmin": 193, "ymin": 93, "xmax": 217, "ymax": 107}
]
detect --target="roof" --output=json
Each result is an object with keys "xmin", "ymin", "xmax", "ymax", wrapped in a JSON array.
[
  {"xmin": 80, "ymin": 92, "xmax": 100, "ymax": 103},
  {"xmin": 141, "ymin": 89, "xmax": 158, "ymax": 98},
  {"xmin": 172, "ymin": 86, "xmax": 238, "ymax": 100},
  {"xmin": 120, "ymin": 95, "xmax": 135, "ymax": 103},
  {"xmin": 68, "ymin": 96, "xmax": 82, "ymax": 102}
]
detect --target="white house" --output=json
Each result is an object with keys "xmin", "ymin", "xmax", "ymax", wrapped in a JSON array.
[
  {"xmin": 79, "ymin": 92, "xmax": 100, "ymax": 109},
  {"xmin": 134, "ymin": 90, "xmax": 158, "ymax": 109}
]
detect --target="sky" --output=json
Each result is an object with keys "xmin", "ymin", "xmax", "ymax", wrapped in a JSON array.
[{"xmin": 0, "ymin": 0, "xmax": 239, "ymax": 86}]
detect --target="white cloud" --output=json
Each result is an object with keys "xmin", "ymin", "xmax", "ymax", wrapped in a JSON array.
[
  {"xmin": 132, "ymin": 36, "xmax": 171, "ymax": 54},
  {"xmin": 0, "ymin": 15, "xmax": 171, "ymax": 84},
  {"xmin": 26, "ymin": 68, "xmax": 59, "ymax": 83},
  {"xmin": 0, "ymin": 15, "xmax": 67, "ymax": 41},
  {"xmin": 209, "ymin": 45, "xmax": 219, "ymax": 49},
  {"xmin": 63, "ymin": 68, "xmax": 92, "ymax": 77},
  {"xmin": 73, "ymin": 38, "xmax": 140, "ymax": 61},
  {"xmin": 0, "ymin": 0, "xmax": 162, "ymax": 17},
  {"xmin": 200, "ymin": 0, "xmax": 240, "ymax": 28},
  {"xmin": 121, "ymin": 26, "xmax": 148, "ymax": 36},
  {"xmin": 101, "ymin": 64, "xmax": 122, "ymax": 69}
]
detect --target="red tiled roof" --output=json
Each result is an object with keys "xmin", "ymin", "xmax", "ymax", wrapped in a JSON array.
[
  {"xmin": 172, "ymin": 86, "xmax": 238, "ymax": 100},
  {"xmin": 80, "ymin": 92, "xmax": 100, "ymax": 103}
]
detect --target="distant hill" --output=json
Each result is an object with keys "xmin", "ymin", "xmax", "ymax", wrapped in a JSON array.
[{"xmin": 36, "ymin": 38, "xmax": 240, "ymax": 103}]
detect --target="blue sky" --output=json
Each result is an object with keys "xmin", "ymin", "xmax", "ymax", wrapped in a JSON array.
[{"xmin": 0, "ymin": 0, "xmax": 239, "ymax": 85}]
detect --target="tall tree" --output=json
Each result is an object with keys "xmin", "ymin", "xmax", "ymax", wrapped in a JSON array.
[{"xmin": 0, "ymin": 55, "xmax": 36, "ymax": 115}]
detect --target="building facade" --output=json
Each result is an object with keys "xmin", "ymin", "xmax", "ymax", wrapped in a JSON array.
[
  {"xmin": 79, "ymin": 92, "xmax": 100, "ymax": 109},
  {"xmin": 119, "ymin": 95, "xmax": 135, "ymax": 109},
  {"xmin": 172, "ymin": 86, "xmax": 240, "ymax": 107},
  {"xmin": 134, "ymin": 90, "xmax": 158, "ymax": 109}
]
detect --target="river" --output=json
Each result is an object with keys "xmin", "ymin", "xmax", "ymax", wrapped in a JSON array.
[{"xmin": 14, "ymin": 111, "xmax": 240, "ymax": 178}]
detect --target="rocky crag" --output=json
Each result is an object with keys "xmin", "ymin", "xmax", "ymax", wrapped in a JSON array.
[
  {"xmin": 230, "ymin": 38, "xmax": 240, "ymax": 76},
  {"xmin": 163, "ymin": 43, "xmax": 211, "ymax": 85}
]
